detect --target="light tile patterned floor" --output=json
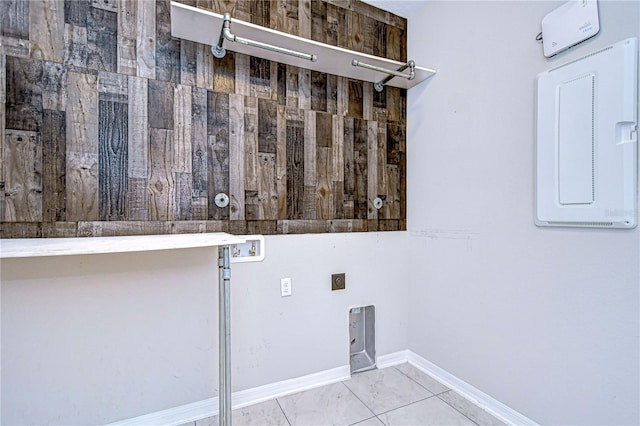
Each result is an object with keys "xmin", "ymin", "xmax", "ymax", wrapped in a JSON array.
[{"xmin": 181, "ymin": 363, "xmax": 507, "ymax": 426}]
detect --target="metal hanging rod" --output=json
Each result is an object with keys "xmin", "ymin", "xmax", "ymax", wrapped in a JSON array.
[
  {"xmin": 212, "ymin": 13, "xmax": 317, "ymax": 62},
  {"xmin": 351, "ymin": 59, "xmax": 416, "ymax": 92}
]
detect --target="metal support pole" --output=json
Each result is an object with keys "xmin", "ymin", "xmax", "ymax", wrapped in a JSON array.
[{"xmin": 218, "ymin": 246, "xmax": 232, "ymax": 426}]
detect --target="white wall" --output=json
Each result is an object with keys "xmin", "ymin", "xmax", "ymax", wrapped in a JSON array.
[
  {"xmin": 406, "ymin": 2, "xmax": 640, "ymax": 425},
  {"xmin": 1, "ymin": 232, "xmax": 409, "ymax": 424}
]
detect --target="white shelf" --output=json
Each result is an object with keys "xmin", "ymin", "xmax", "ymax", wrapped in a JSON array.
[
  {"xmin": 0, "ymin": 233, "xmax": 246, "ymax": 259},
  {"xmin": 170, "ymin": 1, "xmax": 436, "ymax": 90}
]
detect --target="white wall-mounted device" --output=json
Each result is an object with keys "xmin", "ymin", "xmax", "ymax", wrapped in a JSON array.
[
  {"xmin": 541, "ymin": 0, "xmax": 600, "ymax": 57},
  {"xmin": 535, "ymin": 37, "xmax": 638, "ymax": 229}
]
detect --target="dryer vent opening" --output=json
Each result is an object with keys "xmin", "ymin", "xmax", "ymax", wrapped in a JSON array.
[{"xmin": 349, "ymin": 305, "xmax": 375, "ymax": 374}]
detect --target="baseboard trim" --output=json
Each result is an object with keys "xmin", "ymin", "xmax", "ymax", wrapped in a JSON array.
[
  {"xmin": 107, "ymin": 365, "xmax": 350, "ymax": 426},
  {"xmin": 376, "ymin": 350, "xmax": 410, "ymax": 368},
  {"xmin": 109, "ymin": 351, "xmax": 537, "ymax": 426},
  {"xmin": 406, "ymin": 351, "xmax": 538, "ymax": 426}
]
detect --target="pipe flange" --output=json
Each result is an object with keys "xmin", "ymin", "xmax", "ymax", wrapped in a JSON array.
[
  {"xmin": 373, "ymin": 197, "xmax": 383, "ymax": 210},
  {"xmin": 215, "ymin": 193, "xmax": 230, "ymax": 208}
]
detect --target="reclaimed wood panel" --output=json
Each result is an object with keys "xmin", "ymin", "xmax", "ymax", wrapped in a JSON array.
[
  {"xmin": 86, "ymin": 6, "xmax": 118, "ymax": 72},
  {"xmin": 353, "ymin": 118, "xmax": 367, "ymax": 219},
  {"xmin": 42, "ymin": 110, "xmax": 66, "ymax": 222},
  {"xmin": 117, "ymin": 0, "xmax": 137, "ymax": 75},
  {"xmin": 303, "ymin": 110, "xmax": 316, "ymax": 220},
  {"xmin": 0, "ymin": 222, "xmax": 42, "ymax": 238},
  {"xmin": 386, "ymin": 24, "xmax": 403, "ymax": 62},
  {"xmin": 316, "ymin": 146, "xmax": 332, "ymax": 219},
  {"xmin": 386, "ymin": 86, "xmax": 402, "ymax": 123},
  {"xmin": 2, "ymin": 0, "xmax": 29, "ymax": 40},
  {"xmin": 228, "ymin": 93, "xmax": 244, "ymax": 220},
  {"xmin": 386, "ymin": 164, "xmax": 400, "ymax": 219},
  {"xmin": 286, "ymin": 116, "xmax": 304, "ymax": 219},
  {"xmin": 343, "ymin": 115, "xmax": 354, "ymax": 218},
  {"xmin": 148, "ymin": 128, "xmax": 175, "ymax": 220},
  {"xmin": 42, "ymin": 222, "xmax": 78, "ymax": 237},
  {"xmin": 5, "ymin": 56, "xmax": 43, "ymax": 132},
  {"xmin": 42, "ymin": 61, "xmax": 66, "ymax": 111},
  {"xmin": 191, "ymin": 86, "xmax": 208, "ymax": 219},
  {"xmin": 148, "ymin": 79, "xmax": 174, "ymax": 129},
  {"xmin": 298, "ymin": 0, "xmax": 311, "ymax": 39},
  {"xmin": 127, "ymin": 178, "xmax": 148, "ymax": 220},
  {"xmin": 347, "ymin": 79, "xmax": 363, "ymax": 119},
  {"xmin": 127, "ymin": 76, "xmax": 149, "ymax": 220},
  {"xmin": 155, "ymin": 0, "xmax": 181, "ymax": 83},
  {"xmin": 207, "ymin": 91, "xmax": 230, "ymax": 220},
  {"xmin": 285, "ymin": 65, "xmax": 299, "ymax": 109},
  {"xmin": 363, "ymin": 16, "xmax": 375, "ymax": 55},
  {"xmin": 326, "ymin": 74, "xmax": 337, "ymax": 114},
  {"xmin": 363, "ymin": 82, "xmax": 373, "ymax": 121},
  {"xmin": 180, "ymin": 40, "xmax": 198, "ymax": 86},
  {"xmin": 332, "ymin": 114, "xmax": 344, "ymax": 219},
  {"xmin": 66, "ymin": 71, "xmax": 99, "ymax": 221},
  {"xmin": 212, "ymin": 49, "xmax": 235, "ymax": 93},
  {"xmin": 250, "ymin": 56, "xmax": 271, "ymax": 99},
  {"xmin": 136, "ymin": 0, "xmax": 156, "ymax": 79},
  {"xmin": 174, "ymin": 84, "xmax": 192, "ymax": 173},
  {"xmin": 1, "ymin": 0, "xmax": 408, "ymax": 237},
  {"xmin": 366, "ymin": 119, "xmax": 377, "ymax": 219},
  {"xmin": 4, "ymin": 130, "xmax": 42, "ymax": 222},
  {"xmin": 258, "ymin": 98, "xmax": 277, "ymax": 154},
  {"xmin": 376, "ymin": 120, "xmax": 387, "ymax": 197},
  {"xmin": 373, "ymin": 19, "xmax": 387, "ymax": 58},
  {"xmin": 298, "ymin": 68, "xmax": 311, "ymax": 111},
  {"xmin": 311, "ymin": 71, "xmax": 327, "ymax": 112},
  {"xmin": 258, "ymin": 153, "xmax": 277, "ymax": 219},
  {"xmin": 127, "ymin": 76, "xmax": 148, "ymax": 178},
  {"xmin": 348, "ymin": 10, "xmax": 364, "ymax": 53},
  {"xmin": 250, "ymin": 0, "xmax": 270, "ymax": 28},
  {"xmin": 30, "ymin": 0, "xmax": 64, "ymax": 63},
  {"xmin": 387, "ymin": 122, "xmax": 403, "ymax": 166},
  {"xmin": 64, "ymin": 22, "xmax": 88, "ymax": 70},
  {"xmin": 311, "ymin": 0, "xmax": 327, "ymax": 43},
  {"xmin": 234, "ymin": 53, "xmax": 250, "ymax": 96},
  {"xmin": 244, "ymin": 96, "xmax": 259, "ymax": 192},
  {"xmin": 173, "ymin": 84, "xmax": 193, "ymax": 220},
  {"xmin": 98, "ymin": 97, "xmax": 128, "ymax": 220},
  {"xmin": 276, "ymin": 105, "xmax": 287, "ymax": 219}
]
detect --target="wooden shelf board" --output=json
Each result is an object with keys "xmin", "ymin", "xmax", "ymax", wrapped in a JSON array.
[
  {"xmin": 0, "ymin": 233, "xmax": 245, "ymax": 259},
  {"xmin": 170, "ymin": 1, "xmax": 436, "ymax": 90}
]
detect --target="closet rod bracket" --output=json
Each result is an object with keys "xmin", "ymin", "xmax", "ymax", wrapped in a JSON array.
[
  {"xmin": 212, "ymin": 12, "xmax": 317, "ymax": 62},
  {"xmin": 352, "ymin": 59, "xmax": 416, "ymax": 92}
]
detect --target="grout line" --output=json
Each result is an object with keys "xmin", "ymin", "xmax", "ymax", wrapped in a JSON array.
[
  {"xmin": 436, "ymin": 392, "xmax": 480, "ymax": 426},
  {"xmin": 373, "ymin": 395, "xmax": 434, "ymax": 417},
  {"xmin": 347, "ymin": 416, "xmax": 379, "ymax": 426},
  {"xmin": 275, "ymin": 398, "xmax": 292, "ymax": 426},
  {"xmin": 391, "ymin": 364, "xmax": 438, "ymax": 397},
  {"xmin": 340, "ymin": 381, "xmax": 378, "ymax": 419}
]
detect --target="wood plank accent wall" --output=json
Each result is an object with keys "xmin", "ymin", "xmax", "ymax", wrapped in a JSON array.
[{"xmin": 0, "ymin": 0, "xmax": 407, "ymax": 238}]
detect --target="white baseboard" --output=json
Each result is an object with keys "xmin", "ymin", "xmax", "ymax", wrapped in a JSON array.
[
  {"xmin": 107, "ymin": 365, "xmax": 350, "ymax": 426},
  {"xmin": 376, "ymin": 350, "xmax": 410, "ymax": 368},
  {"xmin": 109, "ymin": 351, "xmax": 536, "ymax": 426},
  {"xmin": 405, "ymin": 351, "xmax": 538, "ymax": 426}
]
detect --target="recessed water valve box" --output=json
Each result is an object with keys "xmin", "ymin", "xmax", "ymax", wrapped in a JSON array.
[{"xmin": 229, "ymin": 235, "xmax": 265, "ymax": 263}]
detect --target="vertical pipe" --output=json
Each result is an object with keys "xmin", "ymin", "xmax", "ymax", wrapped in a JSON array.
[{"xmin": 218, "ymin": 246, "xmax": 232, "ymax": 426}]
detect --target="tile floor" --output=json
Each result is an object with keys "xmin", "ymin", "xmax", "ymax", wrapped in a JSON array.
[{"xmin": 181, "ymin": 363, "xmax": 507, "ymax": 426}]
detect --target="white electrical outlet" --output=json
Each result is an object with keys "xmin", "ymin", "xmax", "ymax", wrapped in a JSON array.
[{"xmin": 280, "ymin": 278, "xmax": 292, "ymax": 297}]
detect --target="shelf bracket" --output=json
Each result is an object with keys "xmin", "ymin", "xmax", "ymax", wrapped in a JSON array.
[
  {"xmin": 352, "ymin": 59, "xmax": 416, "ymax": 92},
  {"xmin": 212, "ymin": 12, "xmax": 317, "ymax": 62}
]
